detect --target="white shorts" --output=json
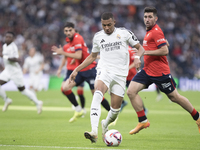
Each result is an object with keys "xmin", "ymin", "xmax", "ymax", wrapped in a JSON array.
[
  {"xmin": 95, "ymin": 69, "xmax": 126, "ymax": 97},
  {"xmin": 29, "ymin": 72, "xmax": 43, "ymax": 89},
  {"xmin": 0, "ymin": 69, "xmax": 24, "ymax": 87}
]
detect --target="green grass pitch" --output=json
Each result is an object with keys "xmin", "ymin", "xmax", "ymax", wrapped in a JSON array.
[{"xmin": 0, "ymin": 89, "xmax": 200, "ymax": 150}]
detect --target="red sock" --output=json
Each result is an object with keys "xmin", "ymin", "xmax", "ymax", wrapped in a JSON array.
[
  {"xmin": 191, "ymin": 108, "xmax": 199, "ymax": 120},
  {"xmin": 137, "ymin": 110, "xmax": 145, "ymax": 117},
  {"xmin": 191, "ymin": 108, "xmax": 197, "ymax": 116},
  {"xmin": 136, "ymin": 110, "xmax": 147, "ymax": 122},
  {"xmin": 77, "ymin": 89, "xmax": 83, "ymax": 95}
]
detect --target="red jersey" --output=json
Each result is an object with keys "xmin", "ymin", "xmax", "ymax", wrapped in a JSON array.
[
  {"xmin": 63, "ymin": 44, "xmax": 79, "ymax": 70},
  {"xmin": 127, "ymin": 47, "xmax": 137, "ymax": 81},
  {"xmin": 143, "ymin": 24, "xmax": 170, "ymax": 76},
  {"xmin": 64, "ymin": 33, "xmax": 96, "ymax": 72}
]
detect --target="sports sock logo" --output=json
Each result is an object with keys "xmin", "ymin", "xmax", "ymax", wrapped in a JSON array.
[{"xmin": 91, "ymin": 112, "xmax": 98, "ymax": 116}]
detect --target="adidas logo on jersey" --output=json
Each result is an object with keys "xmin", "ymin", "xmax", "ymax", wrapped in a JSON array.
[{"xmin": 100, "ymin": 39, "xmax": 105, "ymax": 43}]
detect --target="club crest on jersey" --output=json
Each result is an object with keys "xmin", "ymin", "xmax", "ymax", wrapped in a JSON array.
[{"xmin": 116, "ymin": 34, "xmax": 121, "ymax": 39}]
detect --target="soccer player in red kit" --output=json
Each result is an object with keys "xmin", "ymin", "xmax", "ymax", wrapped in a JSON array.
[
  {"xmin": 120, "ymin": 47, "xmax": 147, "ymax": 113},
  {"xmin": 127, "ymin": 6, "xmax": 200, "ymax": 134},
  {"xmin": 52, "ymin": 22, "xmax": 110, "ymax": 123},
  {"xmin": 56, "ymin": 41, "xmax": 86, "ymax": 116}
]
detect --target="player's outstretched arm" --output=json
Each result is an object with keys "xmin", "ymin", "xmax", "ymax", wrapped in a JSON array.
[
  {"xmin": 51, "ymin": 45, "xmax": 82, "ymax": 59},
  {"xmin": 69, "ymin": 52, "xmax": 98, "ymax": 82}
]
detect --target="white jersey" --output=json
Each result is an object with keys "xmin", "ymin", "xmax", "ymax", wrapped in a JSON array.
[
  {"xmin": 2, "ymin": 42, "xmax": 21, "ymax": 73},
  {"xmin": 23, "ymin": 53, "xmax": 44, "ymax": 75},
  {"xmin": 92, "ymin": 27, "xmax": 139, "ymax": 76}
]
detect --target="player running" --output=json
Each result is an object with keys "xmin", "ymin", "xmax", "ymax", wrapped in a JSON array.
[
  {"xmin": 0, "ymin": 32, "xmax": 43, "ymax": 114},
  {"xmin": 56, "ymin": 53, "xmax": 87, "ymax": 117},
  {"xmin": 52, "ymin": 22, "xmax": 110, "ymax": 123},
  {"xmin": 69, "ymin": 12, "xmax": 145, "ymax": 143},
  {"xmin": 127, "ymin": 6, "xmax": 200, "ymax": 134},
  {"xmin": 23, "ymin": 47, "xmax": 45, "ymax": 93}
]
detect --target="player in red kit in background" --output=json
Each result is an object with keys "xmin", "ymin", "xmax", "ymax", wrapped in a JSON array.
[
  {"xmin": 56, "ymin": 41, "xmax": 87, "ymax": 116},
  {"xmin": 52, "ymin": 22, "xmax": 110, "ymax": 123},
  {"xmin": 127, "ymin": 6, "xmax": 200, "ymax": 134}
]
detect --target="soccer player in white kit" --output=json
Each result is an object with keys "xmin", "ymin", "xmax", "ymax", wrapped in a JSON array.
[
  {"xmin": 23, "ymin": 47, "xmax": 44, "ymax": 93},
  {"xmin": 69, "ymin": 12, "xmax": 145, "ymax": 143},
  {"xmin": 0, "ymin": 32, "xmax": 43, "ymax": 114}
]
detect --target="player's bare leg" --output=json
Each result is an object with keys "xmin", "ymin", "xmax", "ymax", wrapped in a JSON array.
[
  {"xmin": 127, "ymin": 81, "xmax": 150, "ymax": 134},
  {"xmin": 62, "ymin": 79, "xmax": 83, "ymax": 122},
  {"xmin": 167, "ymin": 89, "xmax": 200, "ymax": 133}
]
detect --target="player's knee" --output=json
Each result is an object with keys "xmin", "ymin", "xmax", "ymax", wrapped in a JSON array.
[
  {"xmin": 62, "ymin": 82, "xmax": 72, "ymax": 91},
  {"xmin": 126, "ymin": 89, "xmax": 136, "ymax": 99},
  {"xmin": 167, "ymin": 90, "xmax": 179, "ymax": 102},
  {"xmin": 61, "ymin": 87, "xmax": 72, "ymax": 95}
]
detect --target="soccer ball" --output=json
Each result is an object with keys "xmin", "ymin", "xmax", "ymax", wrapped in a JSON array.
[{"xmin": 104, "ymin": 129, "xmax": 122, "ymax": 146}]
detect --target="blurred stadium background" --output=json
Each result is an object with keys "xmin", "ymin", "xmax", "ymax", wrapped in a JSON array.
[{"xmin": 0, "ymin": 0, "xmax": 200, "ymax": 91}]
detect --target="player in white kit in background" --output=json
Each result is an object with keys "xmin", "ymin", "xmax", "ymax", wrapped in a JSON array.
[
  {"xmin": 69, "ymin": 12, "xmax": 145, "ymax": 143},
  {"xmin": 23, "ymin": 47, "xmax": 44, "ymax": 93},
  {"xmin": 0, "ymin": 32, "xmax": 43, "ymax": 114}
]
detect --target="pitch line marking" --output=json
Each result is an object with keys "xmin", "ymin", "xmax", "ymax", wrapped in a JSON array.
[
  {"xmin": 0, "ymin": 144, "xmax": 130, "ymax": 150},
  {"xmin": 0, "ymin": 105, "xmax": 197, "ymax": 115}
]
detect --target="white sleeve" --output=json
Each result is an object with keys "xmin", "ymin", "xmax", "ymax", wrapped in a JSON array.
[
  {"xmin": 91, "ymin": 35, "xmax": 100, "ymax": 53},
  {"xmin": 126, "ymin": 30, "xmax": 139, "ymax": 47},
  {"xmin": 11, "ymin": 44, "xmax": 19, "ymax": 58}
]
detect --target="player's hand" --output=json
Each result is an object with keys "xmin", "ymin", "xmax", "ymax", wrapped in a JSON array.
[
  {"xmin": 51, "ymin": 45, "xmax": 63, "ymax": 55},
  {"xmin": 69, "ymin": 70, "xmax": 78, "ymax": 83},
  {"xmin": 133, "ymin": 57, "xmax": 141, "ymax": 71},
  {"xmin": 56, "ymin": 69, "xmax": 61, "ymax": 77}
]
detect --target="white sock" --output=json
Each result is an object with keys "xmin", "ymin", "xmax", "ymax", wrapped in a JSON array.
[
  {"xmin": 104, "ymin": 107, "xmax": 120, "ymax": 127},
  {"xmin": 75, "ymin": 105, "xmax": 82, "ymax": 112},
  {"xmin": 141, "ymin": 119, "xmax": 148, "ymax": 123},
  {"xmin": 0, "ymin": 86, "xmax": 7, "ymax": 101},
  {"xmin": 21, "ymin": 89, "xmax": 40, "ymax": 105},
  {"xmin": 91, "ymin": 90, "xmax": 103, "ymax": 135}
]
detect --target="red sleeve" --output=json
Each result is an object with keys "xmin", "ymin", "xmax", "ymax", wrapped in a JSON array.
[
  {"xmin": 73, "ymin": 36, "xmax": 83, "ymax": 51},
  {"xmin": 152, "ymin": 30, "xmax": 167, "ymax": 48}
]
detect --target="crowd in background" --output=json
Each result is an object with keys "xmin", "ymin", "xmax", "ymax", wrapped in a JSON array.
[{"xmin": 0, "ymin": 0, "xmax": 200, "ymax": 78}]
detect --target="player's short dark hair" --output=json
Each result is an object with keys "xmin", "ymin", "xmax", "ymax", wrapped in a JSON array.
[
  {"xmin": 6, "ymin": 31, "xmax": 15, "ymax": 37},
  {"xmin": 64, "ymin": 22, "xmax": 75, "ymax": 28},
  {"xmin": 144, "ymin": 6, "xmax": 157, "ymax": 16},
  {"xmin": 101, "ymin": 12, "xmax": 114, "ymax": 20}
]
